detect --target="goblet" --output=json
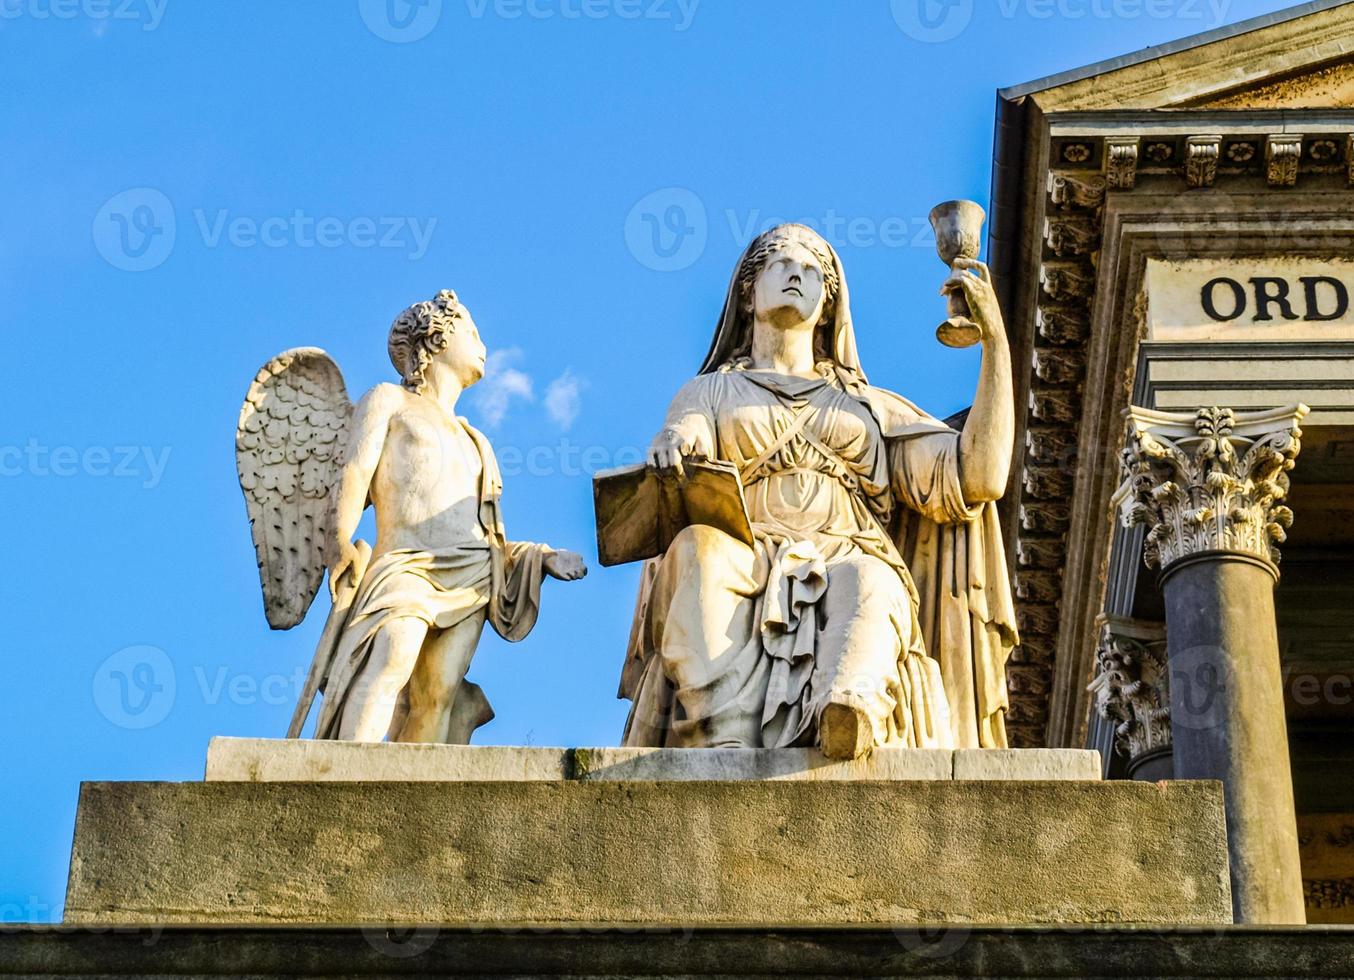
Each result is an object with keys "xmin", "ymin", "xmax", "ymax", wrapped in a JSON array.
[{"xmin": 929, "ymin": 200, "xmax": 986, "ymax": 349}]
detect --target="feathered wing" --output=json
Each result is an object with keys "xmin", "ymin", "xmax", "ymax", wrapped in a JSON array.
[{"xmin": 236, "ymin": 348, "xmax": 353, "ymax": 630}]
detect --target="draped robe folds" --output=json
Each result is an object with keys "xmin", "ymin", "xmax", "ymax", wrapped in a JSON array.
[
  {"xmin": 619, "ymin": 363, "xmax": 1018, "ymax": 751},
  {"xmin": 311, "ymin": 422, "xmax": 549, "ymax": 742}
]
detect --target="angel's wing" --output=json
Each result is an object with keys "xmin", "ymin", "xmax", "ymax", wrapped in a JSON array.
[{"xmin": 236, "ymin": 348, "xmax": 353, "ymax": 630}]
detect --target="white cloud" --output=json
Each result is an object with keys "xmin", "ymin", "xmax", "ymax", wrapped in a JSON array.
[
  {"xmin": 544, "ymin": 370, "xmax": 583, "ymax": 431},
  {"xmin": 473, "ymin": 348, "xmax": 534, "ymax": 427}
]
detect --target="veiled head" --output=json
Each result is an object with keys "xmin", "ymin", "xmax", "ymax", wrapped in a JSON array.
[
  {"xmin": 737, "ymin": 224, "xmax": 840, "ymax": 331},
  {"xmin": 388, "ymin": 289, "xmax": 487, "ymax": 393}
]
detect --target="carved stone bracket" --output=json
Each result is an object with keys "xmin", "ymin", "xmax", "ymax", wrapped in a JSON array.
[
  {"xmin": 1116, "ymin": 405, "xmax": 1309, "ymax": 572},
  {"xmin": 1267, "ymin": 135, "xmax": 1303, "ymax": 188},
  {"xmin": 1088, "ymin": 615, "xmax": 1170, "ymax": 762},
  {"xmin": 1185, "ymin": 136, "xmax": 1221, "ymax": 189},
  {"xmin": 1105, "ymin": 137, "xmax": 1140, "ymax": 190}
]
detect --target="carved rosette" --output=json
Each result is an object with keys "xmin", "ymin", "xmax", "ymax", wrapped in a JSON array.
[
  {"xmin": 1088, "ymin": 616, "xmax": 1170, "ymax": 761},
  {"xmin": 1117, "ymin": 405, "xmax": 1309, "ymax": 572}
]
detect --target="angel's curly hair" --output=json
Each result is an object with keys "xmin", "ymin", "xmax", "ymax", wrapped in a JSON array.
[
  {"xmin": 735, "ymin": 224, "xmax": 840, "ymax": 319},
  {"xmin": 388, "ymin": 289, "xmax": 467, "ymax": 394}
]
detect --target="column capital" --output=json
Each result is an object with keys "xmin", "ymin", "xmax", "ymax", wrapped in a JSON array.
[
  {"xmin": 1117, "ymin": 404, "xmax": 1309, "ymax": 573},
  {"xmin": 1088, "ymin": 615, "xmax": 1170, "ymax": 763}
]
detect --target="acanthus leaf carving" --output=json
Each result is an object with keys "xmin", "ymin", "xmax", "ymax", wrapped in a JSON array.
[
  {"xmin": 1116, "ymin": 404, "xmax": 1309, "ymax": 571},
  {"xmin": 1088, "ymin": 615, "xmax": 1170, "ymax": 761},
  {"xmin": 1185, "ymin": 135, "xmax": 1221, "ymax": 189},
  {"xmin": 1266, "ymin": 135, "xmax": 1303, "ymax": 188},
  {"xmin": 1104, "ymin": 137, "xmax": 1140, "ymax": 190}
]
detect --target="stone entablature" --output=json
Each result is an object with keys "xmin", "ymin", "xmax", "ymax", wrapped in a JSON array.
[{"xmin": 997, "ymin": 115, "xmax": 1352, "ymax": 747}]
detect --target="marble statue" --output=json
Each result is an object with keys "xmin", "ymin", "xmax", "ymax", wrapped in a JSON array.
[
  {"xmin": 615, "ymin": 222, "xmax": 1018, "ymax": 759},
  {"xmin": 236, "ymin": 290, "xmax": 586, "ymax": 744}
]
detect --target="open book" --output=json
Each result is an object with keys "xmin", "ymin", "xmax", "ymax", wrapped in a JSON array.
[{"xmin": 593, "ymin": 457, "xmax": 754, "ymax": 567}]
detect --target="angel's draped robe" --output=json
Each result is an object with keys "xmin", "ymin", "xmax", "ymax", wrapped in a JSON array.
[
  {"xmin": 312, "ymin": 422, "xmax": 548, "ymax": 742},
  {"xmin": 619, "ymin": 365, "xmax": 1018, "ymax": 750}
]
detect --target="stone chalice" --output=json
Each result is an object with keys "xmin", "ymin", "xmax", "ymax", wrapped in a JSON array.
[{"xmin": 930, "ymin": 199, "xmax": 987, "ymax": 349}]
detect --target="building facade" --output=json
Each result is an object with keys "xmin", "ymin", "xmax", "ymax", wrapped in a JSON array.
[{"xmin": 990, "ymin": 0, "xmax": 1354, "ymax": 924}]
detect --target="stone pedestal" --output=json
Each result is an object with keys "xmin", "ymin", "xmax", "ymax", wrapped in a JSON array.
[
  {"xmin": 65, "ymin": 772, "xmax": 1232, "ymax": 927},
  {"xmin": 202, "ymin": 737, "xmax": 1103, "ymax": 783},
  {"xmin": 1120, "ymin": 404, "xmax": 1309, "ymax": 924}
]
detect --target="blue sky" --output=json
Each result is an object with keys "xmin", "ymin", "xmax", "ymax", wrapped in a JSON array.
[{"xmin": 2, "ymin": 0, "xmax": 1298, "ymax": 922}]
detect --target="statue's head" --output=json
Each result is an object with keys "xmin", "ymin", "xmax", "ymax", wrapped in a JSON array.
[
  {"xmin": 388, "ymin": 289, "xmax": 487, "ymax": 393},
  {"xmin": 736, "ymin": 224, "xmax": 841, "ymax": 335}
]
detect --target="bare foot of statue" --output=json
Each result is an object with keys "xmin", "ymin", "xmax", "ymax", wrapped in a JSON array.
[{"xmin": 818, "ymin": 702, "xmax": 873, "ymax": 761}]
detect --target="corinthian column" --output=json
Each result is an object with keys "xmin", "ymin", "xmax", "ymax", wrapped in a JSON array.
[
  {"xmin": 1119, "ymin": 404, "xmax": 1309, "ymax": 925},
  {"xmin": 1089, "ymin": 615, "xmax": 1171, "ymax": 781}
]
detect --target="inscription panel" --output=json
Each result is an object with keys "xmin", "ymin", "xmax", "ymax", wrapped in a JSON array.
[{"xmin": 1147, "ymin": 258, "xmax": 1354, "ymax": 343}]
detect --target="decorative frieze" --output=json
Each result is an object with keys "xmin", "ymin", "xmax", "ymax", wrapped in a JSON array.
[
  {"xmin": 1015, "ymin": 570, "xmax": 1062, "ymax": 604},
  {"xmin": 1267, "ymin": 135, "xmax": 1303, "ymax": 187},
  {"xmin": 1088, "ymin": 615, "xmax": 1170, "ymax": 762},
  {"xmin": 1048, "ymin": 172, "xmax": 1106, "ymax": 210},
  {"xmin": 1019, "ymin": 501, "xmax": 1071, "ymax": 535},
  {"xmin": 1039, "ymin": 262, "xmax": 1097, "ymax": 302},
  {"xmin": 1033, "ymin": 348, "xmax": 1086, "ymax": 385},
  {"xmin": 1044, "ymin": 215, "xmax": 1099, "ymax": 257},
  {"xmin": 1117, "ymin": 405, "xmax": 1309, "ymax": 571},
  {"xmin": 1185, "ymin": 136, "xmax": 1221, "ymax": 189},
  {"xmin": 1029, "ymin": 386, "xmax": 1079, "ymax": 424},
  {"xmin": 1036, "ymin": 306, "xmax": 1090, "ymax": 345}
]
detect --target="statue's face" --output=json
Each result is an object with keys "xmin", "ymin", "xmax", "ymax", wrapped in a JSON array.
[
  {"xmin": 751, "ymin": 242, "xmax": 827, "ymax": 330},
  {"xmin": 435, "ymin": 310, "xmax": 487, "ymax": 387}
]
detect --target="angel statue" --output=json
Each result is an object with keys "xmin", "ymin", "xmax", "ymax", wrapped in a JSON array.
[
  {"xmin": 237, "ymin": 289, "xmax": 587, "ymax": 744},
  {"xmin": 615, "ymin": 223, "xmax": 1018, "ymax": 759}
]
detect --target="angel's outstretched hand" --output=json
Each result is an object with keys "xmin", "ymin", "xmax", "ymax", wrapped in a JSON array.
[{"xmin": 544, "ymin": 549, "xmax": 588, "ymax": 582}]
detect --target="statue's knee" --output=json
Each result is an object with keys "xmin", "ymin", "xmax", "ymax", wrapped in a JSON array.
[
  {"xmin": 831, "ymin": 556, "xmax": 904, "ymax": 607},
  {"xmin": 665, "ymin": 524, "xmax": 727, "ymax": 567}
]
